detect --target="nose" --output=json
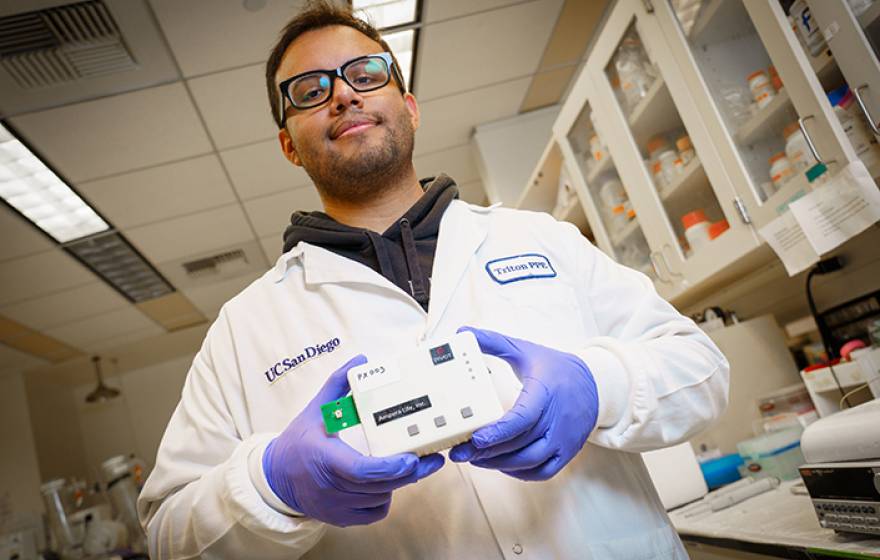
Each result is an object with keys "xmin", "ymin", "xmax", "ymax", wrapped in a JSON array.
[{"xmin": 329, "ymin": 75, "xmax": 363, "ymax": 115}]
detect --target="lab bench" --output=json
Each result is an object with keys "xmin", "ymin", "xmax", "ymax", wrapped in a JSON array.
[{"xmin": 670, "ymin": 480, "xmax": 880, "ymax": 559}]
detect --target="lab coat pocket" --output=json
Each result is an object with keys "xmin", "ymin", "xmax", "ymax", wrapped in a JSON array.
[{"xmin": 586, "ymin": 524, "xmax": 684, "ymax": 560}]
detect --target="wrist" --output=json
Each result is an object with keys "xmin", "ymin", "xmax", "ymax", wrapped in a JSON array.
[
  {"xmin": 572, "ymin": 347, "xmax": 628, "ymax": 428},
  {"xmin": 250, "ymin": 438, "xmax": 303, "ymax": 516}
]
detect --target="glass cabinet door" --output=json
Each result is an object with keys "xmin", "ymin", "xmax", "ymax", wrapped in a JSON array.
[
  {"xmin": 804, "ymin": 0, "xmax": 880, "ymax": 178},
  {"xmin": 586, "ymin": 0, "xmax": 761, "ymax": 292},
  {"xmin": 657, "ymin": 0, "xmax": 858, "ymax": 227},
  {"xmin": 563, "ymin": 101, "xmax": 660, "ymax": 283}
]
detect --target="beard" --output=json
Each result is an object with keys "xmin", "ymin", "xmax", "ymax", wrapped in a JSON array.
[{"xmin": 293, "ymin": 106, "xmax": 415, "ymax": 204}]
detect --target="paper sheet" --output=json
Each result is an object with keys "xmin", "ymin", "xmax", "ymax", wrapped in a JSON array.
[
  {"xmin": 758, "ymin": 212, "xmax": 820, "ymax": 276},
  {"xmin": 789, "ymin": 160, "xmax": 880, "ymax": 254}
]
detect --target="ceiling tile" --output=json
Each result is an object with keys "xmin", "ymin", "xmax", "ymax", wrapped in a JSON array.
[
  {"xmin": 414, "ymin": 144, "xmax": 479, "ymax": 185},
  {"xmin": 78, "ymin": 155, "xmax": 238, "ymax": 229},
  {"xmin": 149, "ymin": 0, "xmax": 304, "ymax": 77},
  {"xmin": 45, "ymin": 307, "xmax": 162, "ymax": 350},
  {"xmin": 8, "ymin": 83, "xmax": 213, "ymax": 183},
  {"xmin": 182, "ymin": 271, "xmax": 261, "ymax": 318},
  {"xmin": 414, "ymin": 77, "xmax": 530, "ymax": 156},
  {"xmin": 243, "ymin": 187, "xmax": 323, "ymax": 238},
  {"xmin": 422, "ymin": 0, "xmax": 523, "ymax": 22},
  {"xmin": 0, "ymin": 250, "xmax": 95, "ymax": 307},
  {"xmin": 0, "ymin": 205, "xmax": 55, "ymax": 262},
  {"xmin": 415, "ymin": 0, "xmax": 563, "ymax": 101},
  {"xmin": 0, "ymin": 343, "xmax": 47, "ymax": 374},
  {"xmin": 259, "ymin": 235, "xmax": 282, "ymax": 264},
  {"xmin": 83, "ymin": 324, "xmax": 167, "ymax": 354},
  {"xmin": 188, "ymin": 64, "xmax": 277, "ymax": 150},
  {"xmin": 458, "ymin": 180, "xmax": 488, "ymax": 204},
  {"xmin": 0, "ymin": 282, "xmax": 128, "ymax": 331},
  {"xmin": 124, "ymin": 204, "xmax": 255, "ymax": 264},
  {"xmin": 220, "ymin": 139, "xmax": 313, "ymax": 200}
]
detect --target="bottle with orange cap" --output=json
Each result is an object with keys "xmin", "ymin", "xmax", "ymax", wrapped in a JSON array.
[
  {"xmin": 747, "ymin": 69, "xmax": 775, "ymax": 110},
  {"xmin": 768, "ymin": 152, "xmax": 794, "ymax": 192}
]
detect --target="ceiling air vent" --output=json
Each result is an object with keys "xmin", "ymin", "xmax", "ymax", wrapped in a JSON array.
[
  {"xmin": 0, "ymin": 0, "xmax": 137, "ymax": 90},
  {"xmin": 183, "ymin": 249, "xmax": 249, "ymax": 279}
]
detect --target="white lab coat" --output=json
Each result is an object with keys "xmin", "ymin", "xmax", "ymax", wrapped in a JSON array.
[{"xmin": 139, "ymin": 200, "xmax": 729, "ymax": 559}]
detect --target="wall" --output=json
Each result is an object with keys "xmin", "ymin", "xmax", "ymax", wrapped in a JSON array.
[
  {"xmin": 24, "ymin": 374, "xmax": 89, "ymax": 484},
  {"xmin": 69, "ymin": 355, "xmax": 193, "ymax": 477},
  {"xmin": 0, "ymin": 371, "xmax": 43, "ymax": 515}
]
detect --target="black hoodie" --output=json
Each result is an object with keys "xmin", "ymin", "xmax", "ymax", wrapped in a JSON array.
[{"xmin": 281, "ymin": 175, "xmax": 459, "ymax": 311}]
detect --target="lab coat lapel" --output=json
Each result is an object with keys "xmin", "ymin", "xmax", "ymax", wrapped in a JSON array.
[
  {"xmin": 425, "ymin": 201, "xmax": 493, "ymax": 335},
  {"xmin": 280, "ymin": 243, "xmax": 418, "ymax": 304}
]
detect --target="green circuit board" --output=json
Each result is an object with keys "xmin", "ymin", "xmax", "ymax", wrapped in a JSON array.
[{"xmin": 321, "ymin": 395, "xmax": 361, "ymax": 434}]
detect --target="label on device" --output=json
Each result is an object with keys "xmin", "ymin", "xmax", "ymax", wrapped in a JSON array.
[
  {"xmin": 373, "ymin": 395, "xmax": 432, "ymax": 426},
  {"xmin": 430, "ymin": 343, "xmax": 454, "ymax": 365}
]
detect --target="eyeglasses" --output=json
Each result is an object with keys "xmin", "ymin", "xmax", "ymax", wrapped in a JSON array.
[{"xmin": 277, "ymin": 52, "xmax": 404, "ymax": 125}]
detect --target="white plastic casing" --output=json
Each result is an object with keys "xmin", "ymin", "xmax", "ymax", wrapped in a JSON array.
[{"xmin": 348, "ymin": 331, "xmax": 505, "ymax": 457}]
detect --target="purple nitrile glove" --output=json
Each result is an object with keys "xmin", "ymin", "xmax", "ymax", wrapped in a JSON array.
[
  {"xmin": 449, "ymin": 327, "xmax": 599, "ymax": 481},
  {"xmin": 263, "ymin": 354, "xmax": 445, "ymax": 527}
]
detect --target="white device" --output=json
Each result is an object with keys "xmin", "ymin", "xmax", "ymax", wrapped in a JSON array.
[
  {"xmin": 799, "ymin": 400, "xmax": 880, "ymax": 536},
  {"xmin": 801, "ymin": 399, "xmax": 880, "ymax": 464},
  {"xmin": 347, "ymin": 331, "xmax": 505, "ymax": 457}
]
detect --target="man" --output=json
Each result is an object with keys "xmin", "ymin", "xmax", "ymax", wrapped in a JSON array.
[{"xmin": 138, "ymin": 2, "xmax": 729, "ymax": 558}]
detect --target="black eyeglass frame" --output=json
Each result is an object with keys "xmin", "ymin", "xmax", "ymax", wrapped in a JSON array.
[{"xmin": 277, "ymin": 52, "xmax": 406, "ymax": 126}]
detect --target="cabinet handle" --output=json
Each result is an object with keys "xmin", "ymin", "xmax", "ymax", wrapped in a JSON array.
[
  {"xmin": 853, "ymin": 84, "xmax": 880, "ymax": 137},
  {"xmin": 798, "ymin": 116, "xmax": 837, "ymax": 166},
  {"xmin": 661, "ymin": 244, "xmax": 683, "ymax": 277},
  {"xmin": 649, "ymin": 251, "xmax": 671, "ymax": 283}
]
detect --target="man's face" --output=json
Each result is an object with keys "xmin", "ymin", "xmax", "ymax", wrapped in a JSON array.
[{"xmin": 276, "ymin": 25, "xmax": 419, "ymax": 203}]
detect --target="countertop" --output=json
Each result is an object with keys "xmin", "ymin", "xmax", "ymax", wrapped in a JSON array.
[{"xmin": 670, "ymin": 480, "xmax": 880, "ymax": 558}]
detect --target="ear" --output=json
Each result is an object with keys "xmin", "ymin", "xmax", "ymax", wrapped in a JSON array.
[
  {"xmin": 403, "ymin": 92, "xmax": 420, "ymax": 132},
  {"xmin": 278, "ymin": 128, "xmax": 303, "ymax": 167}
]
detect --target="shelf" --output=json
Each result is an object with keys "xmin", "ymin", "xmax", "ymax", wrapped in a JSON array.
[
  {"xmin": 858, "ymin": 0, "xmax": 880, "ymax": 29},
  {"xmin": 735, "ymin": 88, "xmax": 793, "ymax": 146},
  {"xmin": 610, "ymin": 218, "xmax": 641, "ymax": 247},
  {"xmin": 627, "ymin": 78, "xmax": 681, "ymax": 147},
  {"xmin": 658, "ymin": 158, "xmax": 708, "ymax": 204},
  {"xmin": 586, "ymin": 154, "xmax": 614, "ymax": 184}
]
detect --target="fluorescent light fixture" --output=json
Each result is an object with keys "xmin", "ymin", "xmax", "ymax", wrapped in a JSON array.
[
  {"xmin": 383, "ymin": 28, "xmax": 415, "ymax": 91},
  {"xmin": 353, "ymin": 0, "xmax": 417, "ymax": 29},
  {"xmin": 66, "ymin": 231, "xmax": 173, "ymax": 303},
  {"xmin": 0, "ymin": 123, "xmax": 109, "ymax": 243}
]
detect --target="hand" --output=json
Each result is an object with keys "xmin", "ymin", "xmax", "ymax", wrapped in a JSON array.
[
  {"xmin": 449, "ymin": 327, "xmax": 599, "ymax": 481},
  {"xmin": 263, "ymin": 354, "xmax": 445, "ymax": 527}
]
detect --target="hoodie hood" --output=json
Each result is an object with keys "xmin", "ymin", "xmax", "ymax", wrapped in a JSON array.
[{"xmin": 281, "ymin": 175, "xmax": 459, "ymax": 310}]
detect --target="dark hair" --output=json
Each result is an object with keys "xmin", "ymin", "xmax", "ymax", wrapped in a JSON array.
[{"xmin": 266, "ymin": 0, "xmax": 405, "ymax": 128}]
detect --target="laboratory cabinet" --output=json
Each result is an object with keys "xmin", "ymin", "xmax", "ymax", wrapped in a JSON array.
[{"xmin": 521, "ymin": 0, "xmax": 880, "ymax": 303}]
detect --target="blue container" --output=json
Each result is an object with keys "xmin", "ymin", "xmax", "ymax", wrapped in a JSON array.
[{"xmin": 700, "ymin": 454, "xmax": 744, "ymax": 490}]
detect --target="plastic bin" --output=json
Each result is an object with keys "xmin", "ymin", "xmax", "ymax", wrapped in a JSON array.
[{"xmin": 737, "ymin": 427, "xmax": 805, "ymax": 481}]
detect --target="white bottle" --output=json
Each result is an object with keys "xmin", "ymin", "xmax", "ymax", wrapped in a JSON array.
[
  {"xmin": 783, "ymin": 122, "xmax": 817, "ymax": 174},
  {"xmin": 790, "ymin": 0, "xmax": 827, "ymax": 56}
]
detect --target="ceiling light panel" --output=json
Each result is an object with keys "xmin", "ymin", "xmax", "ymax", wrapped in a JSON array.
[
  {"xmin": 65, "ymin": 231, "xmax": 173, "ymax": 303},
  {"xmin": 353, "ymin": 0, "xmax": 417, "ymax": 29},
  {"xmin": 0, "ymin": 123, "xmax": 108, "ymax": 243},
  {"xmin": 383, "ymin": 28, "xmax": 415, "ymax": 91}
]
